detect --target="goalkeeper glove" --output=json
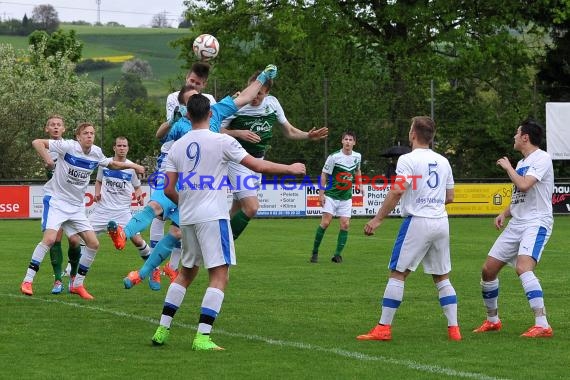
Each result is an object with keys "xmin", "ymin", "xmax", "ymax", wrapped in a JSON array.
[
  {"xmin": 256, "ymin": 64, "xmax": 277, "ymax": 84},
  {"xmin": 168, "ymin": 105, "xmax": 187, "ymax": 126}
]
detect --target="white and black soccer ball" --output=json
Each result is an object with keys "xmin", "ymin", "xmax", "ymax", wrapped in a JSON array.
[{"xmin": 192, "ymin": 34, "xmax": 219, "ymax": 61}]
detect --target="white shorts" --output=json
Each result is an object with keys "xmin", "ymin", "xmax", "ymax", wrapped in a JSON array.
[
  {"xmin": 488, "ymin": 221, "xmax": 552, "ymax": 266},
  {"xmin": 322, "ymin": 196, "xmax": 352, "ymax": 218},
  {"xmin": 42, "ymin": 196, "xmax": 93, "ymax": 237},
  {"xmin": 89, "ymin": 206, "xmax": 134, "ymax": 234},
  {"xmin": 228, "ymin": 160, "xmax": 261, "ymax": 200},
  {"xmin": 389, "ymin": 216, "xmax": 451, "ymax": 275},
  {"xmin": 180, "ymin": 219, "xmax": 236, "ymax": 269}
]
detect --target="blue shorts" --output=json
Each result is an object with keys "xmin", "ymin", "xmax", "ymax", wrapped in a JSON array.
[{"xmin": 150, "ymin": 189, "xmax": 179, "ymax": 224}]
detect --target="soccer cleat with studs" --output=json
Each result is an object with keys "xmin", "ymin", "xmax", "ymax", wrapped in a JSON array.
[
  {"xmin": 520, "ymin": 325, "xmax": 553, "ymax": 338},
  {"xmin": 151, "ymin": 326, "xmax": 170, "ymax": 346},
  {"xmin": 70, "ymin": 285, "xmax": 94, "ymax": 300},
  {"xmin": 448, "ymin": 326, "xmax": 462, "ymax": 341},
  {"xmin": 21, "ymin": 281, "xmax": 33, "ymax": 296},
  {"xmin": 473, "ymin": 319, "xmax": 502, "ymax": 333},
  {"xmin": 331, "ymin": 255, "xmax": 343, "ymax": 263},
  {"xmin": 162, "ymin": 262, "xmax": 178, "ymax": 283},
  {"xmin": 51, "ymin": 280, "xmax": 64, "ymax": 294},
  {"xmin": 148, "ymin": 268, "xmax": 161, "ymax": 291},
  {"xmin": 192, "ymin": 332, "xmax": 224, "ymax": 351},
  {"xmin": 123, "ymin": 270, "xmax": 142, "ymax": 289},
  {"xmin": 107, "ymin": 221, "xmax": 127, "ymax": 250},
  {"xmin": 356, "ymin": 324, "xmax": 392, "ymax": 341}
]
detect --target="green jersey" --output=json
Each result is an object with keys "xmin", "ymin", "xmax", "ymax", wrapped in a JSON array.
[
  {"xmin": 322, "ymin": 149, "xmax": 361, "ymax": 200},
  {"xmin": 221, "ymin": 95, "xmax": 288, "ymax": 157}
]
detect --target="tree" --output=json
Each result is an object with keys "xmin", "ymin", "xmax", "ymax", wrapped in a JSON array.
[
  {"xmin": 31, "ymin": 4, "xmax": 59, "ymax": 33},
  {"xmin": 106, "ymin": 21, "xmax": 125, "ymax": 27},
  {"xmin": 151, "ymin": 12, "xmax": 170, "ymax": 28},
  {"xmin": 122, "ymin": 58, "xmax": 153, "ymax": 79},
  {"xmin": 538, "ymin": 19, "xmax": 570, "ymax": 101},
  {"xmin": 29, "ymin": 29, "xmax": 83, "ymax": 63},
  {"xmin": 0, "ymin": 42, "xmax": 99, "ymax": 179},
  {"xmin": 106, "ymin": 73, "xmax": 148, "ymax": 110},
  {"xmin": 103, "ymin": 100, "xmax": 162, "ymax": 169}
]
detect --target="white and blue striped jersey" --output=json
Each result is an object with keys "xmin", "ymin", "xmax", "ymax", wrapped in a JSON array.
[
  {"xmin": 44, "ymin": 139, "xmax": 111, "ymax": 206},
  {"xmin": 95, "ymin": 160, "xmax": 140, "ymax": 211},
  {"xmin": 396, "ymin": 148, "xmax": 454, "ymax": 218},
  {"xmin": 510, "ymin": 149, "xmax": 554, "ymax": 225}
]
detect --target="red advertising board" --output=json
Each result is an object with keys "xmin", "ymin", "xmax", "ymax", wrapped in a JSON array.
[{"xmin": 0, "ymin": 186, "xmax": 29, "ymax": 218}]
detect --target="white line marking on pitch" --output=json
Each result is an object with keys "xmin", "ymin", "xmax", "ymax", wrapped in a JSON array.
[{"xmin": 4, "ymin": 293, "xmax": 508, "ymax": 380}]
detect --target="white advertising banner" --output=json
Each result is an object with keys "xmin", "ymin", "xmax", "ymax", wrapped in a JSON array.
[
  {"xmin": 546, "ymin": 102, "xmax": 570, "ymax": 160},
  {"xmin": 304, "ymin": 184, "xmax": 401, "ymax": 217}
]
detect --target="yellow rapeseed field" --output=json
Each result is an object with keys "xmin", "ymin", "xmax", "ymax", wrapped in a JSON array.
[{"xmin": 90, "ymin": 55, "xmax": 134, "ymax": 62}]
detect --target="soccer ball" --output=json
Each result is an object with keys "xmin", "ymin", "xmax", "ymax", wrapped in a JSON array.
[{"xmin": 192, "ymin": 34, "xmax": 219, "ymax": 61}]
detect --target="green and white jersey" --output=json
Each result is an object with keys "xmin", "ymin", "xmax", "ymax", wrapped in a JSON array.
[
  {"xmin": 221, "ymin": 95, "xmax": 288, "ymax": 157},
  {"xmin": 322, "ymin": 150, "xmax": 361, "ymax": 200}
]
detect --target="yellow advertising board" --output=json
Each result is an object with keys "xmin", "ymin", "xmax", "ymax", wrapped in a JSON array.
[{"xmin": 446, "ymin": 183, "xmax": 512, "ymax": 215}]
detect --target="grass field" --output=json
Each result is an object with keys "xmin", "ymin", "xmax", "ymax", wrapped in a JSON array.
[
  {"xmin": 1, "ymin": 217, "xmax": 568, "ymax": 379},
  {"xmin": 0, "ymin": 25, "xmax": 189, "ymax": 97}
]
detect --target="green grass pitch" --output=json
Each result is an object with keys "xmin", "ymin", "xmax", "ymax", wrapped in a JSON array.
[{"xmin": 1, "ymin": 217, "xmax": 568, "ymax": 379}]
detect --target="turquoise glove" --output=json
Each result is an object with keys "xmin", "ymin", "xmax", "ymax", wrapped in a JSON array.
[{"xmin": 256, "ymin": 64, "xmax": 277, "ymax": 84}]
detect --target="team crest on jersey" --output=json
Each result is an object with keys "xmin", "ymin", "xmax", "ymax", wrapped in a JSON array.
[{"xmin": 249, "ymin": 120, "xmax": 272, "ymax": 133}]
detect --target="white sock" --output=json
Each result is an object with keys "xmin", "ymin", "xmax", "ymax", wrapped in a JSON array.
[
  {"xmin": 519, "ymin": 271, "xmax": 549, "ymax": 328},
  {"xmin": 197, "ymin": 287, "xmax": 225, "ymax": 334},
  {"xmin": 481, "ymin": 279, "xmax": 500, "ymax": 323},
  {"xmin": 436, "ymin": 279, "xmax": 458, "ymax": 326},
  {"xmin": 24, "ymin": 242, "xmax": 50, "ymax": 282},
  {"xmin": 159, "ymin": 282, "xmax": 186, "ymax": 328},
  {"xmin": 379, "ymin": 278, "xmax": 404, "ymax": 326},
  {"xmin": 169, "ymin": 247, "xmax": 181, "ymax": 271},
  {"xmin": 73, "ymin": 246, "xmax": 97, "ymax": 287},
  {"xmin": 150, "ymin": 218, "xmax": 165, "ymax": 248}
]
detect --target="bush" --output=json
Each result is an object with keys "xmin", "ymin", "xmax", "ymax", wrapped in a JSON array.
[{"xmin": 75, "ymin": 58, "xmax": 118, "ymax": 73}]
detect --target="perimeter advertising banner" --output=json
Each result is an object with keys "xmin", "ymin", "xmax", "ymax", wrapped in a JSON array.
[
  {"xmin": 304, "ymin": 185, "xmax": 398, "ymax": 217},
  {"xmin": 446, "ymin": 183, "xmax": 512, "ymax": 215},
  {"xmin": 0, "ymin": 186, "xmax": 29, "ymax": 219},
  {"xmin": 552, "ymin": 183, "xmax": 570, "ymax": 213}
]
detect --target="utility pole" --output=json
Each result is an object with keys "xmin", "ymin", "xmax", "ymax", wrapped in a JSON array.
[{"xmin": 95, "ymin": 0, "xmax": 101, "ymax": 25}]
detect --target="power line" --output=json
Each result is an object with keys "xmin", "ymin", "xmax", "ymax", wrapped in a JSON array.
[{"xmin": 0, "ymin": 1, "xmax": 181, "ymax": 18}]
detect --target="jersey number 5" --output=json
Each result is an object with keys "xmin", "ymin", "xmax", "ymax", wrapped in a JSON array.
[{"xmin": 427, "ymin": 162, "xmax": 439, "ymax": 189}]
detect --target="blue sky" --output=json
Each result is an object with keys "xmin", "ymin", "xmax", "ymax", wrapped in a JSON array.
[{"xmin": 0, "ymin": 0, "xmax": 187, "ymax": 28}]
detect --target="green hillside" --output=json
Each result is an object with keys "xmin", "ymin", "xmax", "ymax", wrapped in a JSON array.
[{"xmin": 0, "ymin": 25, "xmax": 190, "ymax": 98}]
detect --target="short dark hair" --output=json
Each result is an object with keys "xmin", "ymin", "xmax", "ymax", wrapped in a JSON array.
[
  {"xmin": 189, "ymin": 62, "xmax": 211, "ymax": 80},
  {"xmin": 249, "ymin": 70, "xmax": 272, "ymax": 90},
  {"xmin": 178, "ymin": 84, "xmax": 197, "ymax": 104},
  {"xmin": 519, "ymin": 118, "xmax": 544, "ymax": 146},
  {"xmin": 411, "ymin": 116, "xmax": 435, "ymax": 144},
  {"xmin": 342, "ymin": 130, "xmax": 356, "ymax": 141},
  {"xmin": 114, "ymin": 136, "xmax": 128, "ymax": 145},
  {"xmin": 186, "ymin": 94, "xmax": 211, "ymax": 123}
]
